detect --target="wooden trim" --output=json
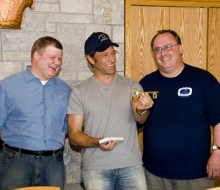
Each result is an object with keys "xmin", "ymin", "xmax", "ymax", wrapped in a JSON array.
[
  {"xmin": 126, "ymin": 0, "xmax": 220, "ymax": 7},
  {"xmin": 125, "ymin": 1, "xmax": 132, "ymax": 78}
]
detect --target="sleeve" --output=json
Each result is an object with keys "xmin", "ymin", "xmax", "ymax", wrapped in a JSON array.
[
  {"xmin": 0, "ymin": 84, "xmax": 8, "ymax": 130},
  {"xmin": 206, "ymin": 84, "xmax": 220, "ymax": 127},
  {"xmin": 67, "ymin": 87, "xmax": 84, "ymax": 115},
  {"xmin": 132, "ymin": 80, "xmax": 143, "ymax": 91}
]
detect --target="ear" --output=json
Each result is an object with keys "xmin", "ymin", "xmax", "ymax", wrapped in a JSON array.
[
  {"xmin": 33, "ymin": 51, "xmax": 40, "ymax": 61},
  {"xmin": 178, "ymin": 44, "xmax": 183, "ymax": 54},
  {"xmin": 86, "ymin": 55, "xmax": 95, "ymax": 66}
]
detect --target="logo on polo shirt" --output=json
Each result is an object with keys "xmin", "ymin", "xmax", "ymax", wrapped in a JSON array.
[{"xmin": 178, "ymin": 87, "xmax": 192, "ymax": 97}]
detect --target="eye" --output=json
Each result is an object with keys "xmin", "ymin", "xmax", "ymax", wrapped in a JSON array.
[
  {"xmin": 164, "ymin": 45, "xmax": 172, "ymax": 50},
  {"xmin": 50, "ymin": 56, "xmax": 55, "ymax": 60},
  {"xmin": 101, "ymin": 53, "xmax": 108, "ymax": 57},
  {"xmin": 112, "ymin": 52, "xmax": 116, "ymax": 55},
  {"xmin": 154, "ymin": 48, "xmax": 162, "ymax": 53}
]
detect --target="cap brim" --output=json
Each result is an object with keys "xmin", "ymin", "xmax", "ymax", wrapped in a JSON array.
[{"xmin": 95, "ymin": 41, "xmax": 119, "ymax": 52}]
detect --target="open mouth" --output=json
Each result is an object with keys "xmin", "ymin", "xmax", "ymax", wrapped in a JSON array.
[{"xmin": 49, "ymin": 66, "xmax": 58, "ymax": 71}]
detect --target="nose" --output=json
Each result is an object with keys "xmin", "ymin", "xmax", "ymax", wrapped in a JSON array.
[
  {"xmin": 109, "ymin": 54, "xmax": 116, "ymax": 62},
  {"xmin": 160, "ymin": 47, "xmax": 167, "ymax": 55}
]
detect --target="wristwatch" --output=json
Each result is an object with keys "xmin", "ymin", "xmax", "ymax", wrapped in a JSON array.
[{"xmin": 212, "ymin": 144, "xmax": 220, "ymax": 150}]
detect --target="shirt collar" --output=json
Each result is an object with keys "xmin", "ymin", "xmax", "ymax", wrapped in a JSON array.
[{"xmin": 24, "ymin": 65, "xmax": 58, "ymax": 85}]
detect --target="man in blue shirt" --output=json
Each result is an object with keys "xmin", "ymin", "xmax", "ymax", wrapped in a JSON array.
[{"xmin": 0, "ymin": 36, "xmax": 71, "ymax": 190}]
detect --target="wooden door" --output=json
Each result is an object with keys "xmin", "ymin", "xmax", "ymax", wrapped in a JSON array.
[
  {"xmin": 126, "ymin": 6, "xmax": 212, "ymax": 81},
  {"xmin": 126, "ymin": 0, "xmax": 220, "ymax": 79}
]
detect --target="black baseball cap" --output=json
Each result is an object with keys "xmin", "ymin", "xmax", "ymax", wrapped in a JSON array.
[{"xmin": 84, "ymin": 32, "xmax": 119, "ymax": 55}]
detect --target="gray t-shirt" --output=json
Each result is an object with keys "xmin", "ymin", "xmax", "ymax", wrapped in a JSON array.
[{"xmin": 67, "ymin": 74, "xmax": 143, "ymax": 170}]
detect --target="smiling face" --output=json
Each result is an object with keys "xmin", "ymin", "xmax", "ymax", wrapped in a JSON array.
[
  {"xmin": 31, "ymin": 45, "xmax": 63, "ymax": 81},
  {"xmin": 88, "ymin": 45, "xmax": 117, "ymax": 77},
  {"xmin": 152, "ymin": 32, "xmax": 184, "ymax": 77}
]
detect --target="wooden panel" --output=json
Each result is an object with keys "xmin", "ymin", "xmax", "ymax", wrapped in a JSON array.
[
  {"xmin": 126, "ymin": 6, "xmax": 208, "ymax": 78},
  {"xmin": 126, "ymin": 6, "xmax": 169, "ymax": 80},
  {"xmin": 126, "ymin": 6, "xmax": 170, "ymax": 153},
  {"xmin": 170, "ymin": 7, "xmax": 207, "ymax": 69},
  {"xmin": 208, "ymin": 8, "xmax": 220, "ymax": 82}
]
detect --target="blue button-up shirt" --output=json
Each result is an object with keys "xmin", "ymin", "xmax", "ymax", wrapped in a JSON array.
[{"xmin": 0, "ymin": 66, "xmax": 71, "ymax": 151}]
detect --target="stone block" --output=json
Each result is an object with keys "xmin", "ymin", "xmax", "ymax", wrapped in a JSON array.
[
  {"xmin": 58, "ymin": 71, "xmax": 77, "ymax": 81},
  {"xmin": 3, "ymin": 52, "xmax": 30, "ymax": 61},
  {"xmin": 2, "ymin": 32, "xmax": 42, "ymax": 51},
  {"xmin": 57, "ymin": 24, "xmax": 85, "ymax": 52},
  {"xmin": 64, "ymin": 139, "xmax": 82, "ymax": 184},
  {"xmin": 117, "ymin": 71, "xmax": 125, "ymax": 77},
  {"xmin": 46, "ymin": 13, "xmax": 93, "ymax": 24},
  {"xmin": 22, "ymin": 12, "xmax": 45, "ymax": 31},
  {"xmin": 45, "ymin": 23, "xmax": 56, "ymax": 32},
  {"xmin": 113, "ymin": 26, "xmax": 124, "ymax": 43},
  {"xmin": 85, "ymin": 25, "xmax": 112, "ymax": 41},
  {"xmin": 33, "ymin": 2, "xmax": 59, "ymax": 12},
  {"xmin": 94, "ymin": 0, "xmax": 124, "ymax": 24},
  {"xmin": 22, "ymin": 61, "xmax": 32, "ymax": 69},
  {"xmin": 61, "ymin": 0, "xmax": 92, "ymax": 14},
  {"xmin": 67, "ymin": 52, "xmax": 89, "ymax": 71},
  {"xmin": 44, "ymin": 0, "xmax": 59, "ymax": 3},
  {"xmin": 0, "ymin": 62, "xmax": 23, "ymax": 79}
]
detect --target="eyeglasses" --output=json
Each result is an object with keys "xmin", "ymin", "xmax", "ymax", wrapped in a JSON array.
[{"xmin": 153, "ymin": 44, "xmax": 179, "ymax": 54}]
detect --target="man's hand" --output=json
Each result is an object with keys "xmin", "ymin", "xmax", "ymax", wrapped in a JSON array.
[
  {"xmin": 207, "ymin": 150, "xmax": 220, "ymax": 179},
  {"xmin": 99, "ymin": 140, "xmax": 117, "ymax": 151},
  {"xmin": 136, "ymin": 92, "xmax": 154, "ymax": 111}
]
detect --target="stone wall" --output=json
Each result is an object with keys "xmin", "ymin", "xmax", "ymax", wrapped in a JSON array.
[{"xmin": 0, "ymin": 0, "xmax": 124, "ymax": 189}]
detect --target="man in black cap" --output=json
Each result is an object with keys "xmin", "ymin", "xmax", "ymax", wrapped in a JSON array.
[{"xmin": 67, "ymin": 32, "xmax": 153, "ymax": 190}]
